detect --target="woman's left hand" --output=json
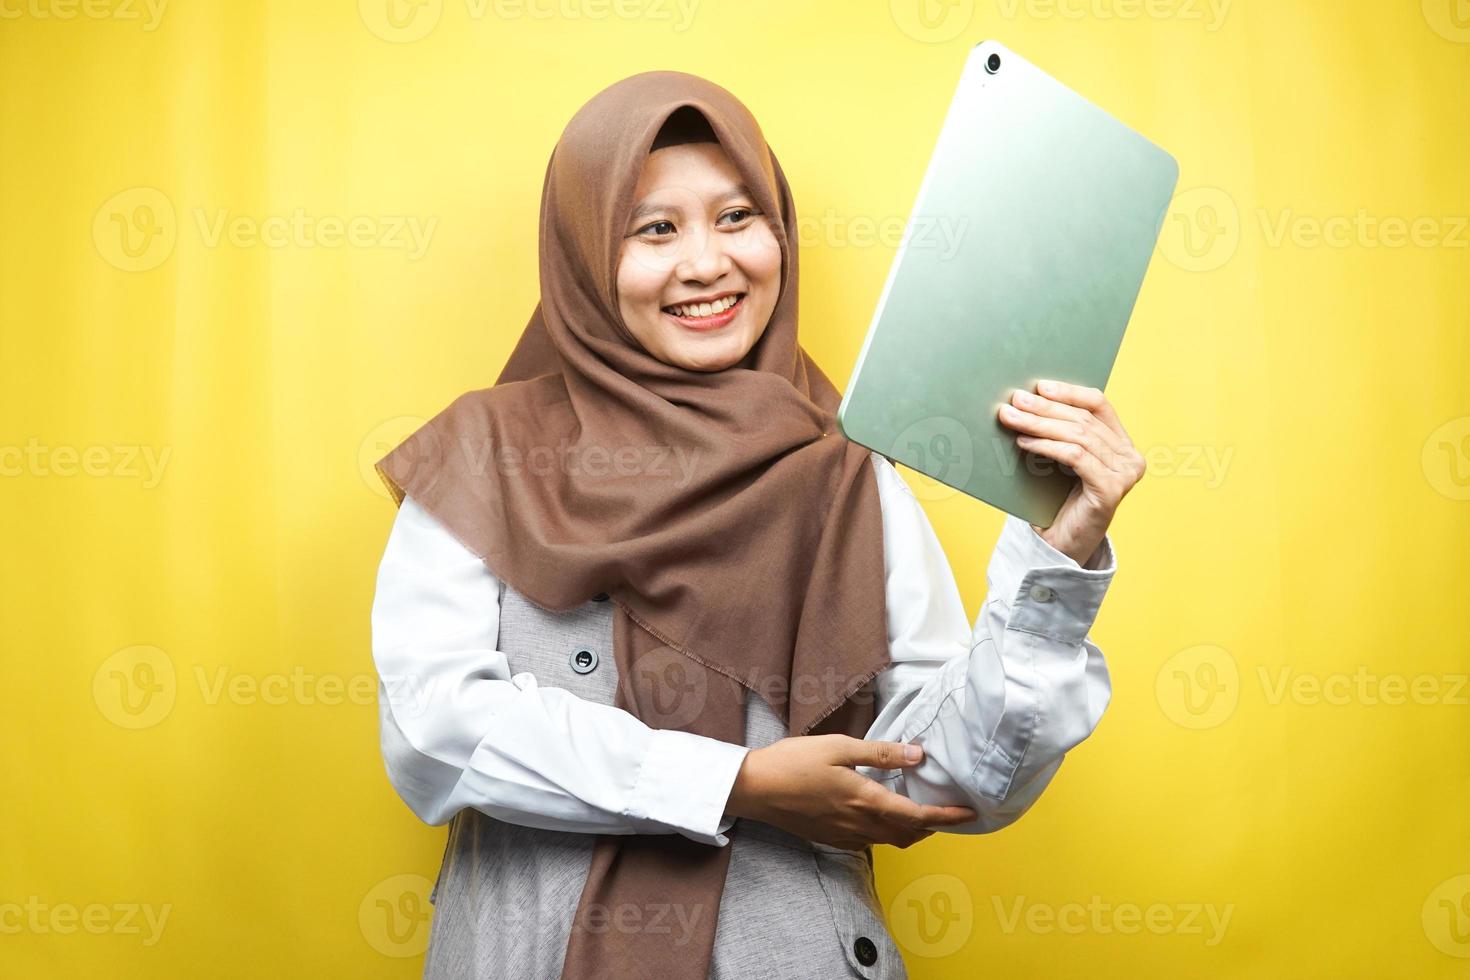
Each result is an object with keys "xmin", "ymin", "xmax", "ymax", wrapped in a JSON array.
[{"xmin": 996, "ymin": 379, "xmax": 1145, "ymax": 567}]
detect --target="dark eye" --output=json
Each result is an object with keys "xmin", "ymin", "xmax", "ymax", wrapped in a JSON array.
[
  {"xmin": 639, "ymin": 220, "xmax": 676, "ymax": 237},
  {"xmin": 721, "ymin": 208, "xmax": 757, "ymax": 224}
]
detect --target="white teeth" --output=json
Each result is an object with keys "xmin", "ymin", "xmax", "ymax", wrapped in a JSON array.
[{"xmin": 666, "ymin": 294, "xmax": 739, "ymax": 318}]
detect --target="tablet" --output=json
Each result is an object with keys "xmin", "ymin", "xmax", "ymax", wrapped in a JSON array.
[{"xmin": 835, "ymin": 40, "xmax": 1178, "ymax": 527}]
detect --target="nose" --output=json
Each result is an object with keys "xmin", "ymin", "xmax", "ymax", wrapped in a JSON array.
[{"xmin": 673, "ymin": 222, "xmax": 733, "ymax": 285}]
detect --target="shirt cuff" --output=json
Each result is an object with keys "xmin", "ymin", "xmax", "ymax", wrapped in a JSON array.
[
  {"xmin": 626, "ymin": 729, "xmax": 751, "ymax": 847},
  {"xmin": 991, "ymin": 515, "xmax": 1117, "ymax": 645}
]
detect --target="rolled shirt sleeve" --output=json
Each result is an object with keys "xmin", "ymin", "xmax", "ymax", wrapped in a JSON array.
[{"xmin": 860, "ymin": 453, "xmax": 1116, "ymax": 833}]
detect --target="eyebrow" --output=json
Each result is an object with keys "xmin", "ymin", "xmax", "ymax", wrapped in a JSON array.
[{"xmin": 628, "ymin": 184, "xmax": 754, "ymax": 223}]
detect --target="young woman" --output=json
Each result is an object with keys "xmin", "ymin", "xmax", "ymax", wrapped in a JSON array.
[{"xmin": 370, "ymin": 69, "xmax": 1140, "ymax": 980}]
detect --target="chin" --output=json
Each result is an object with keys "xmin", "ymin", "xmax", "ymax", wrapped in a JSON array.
[
  {"xmin": 670, "ymin": 347, "xmax": 744, "ymax": 373},
  {"xmin": 646, "ymin": 324, "xmax": 753, "ymax": 373},
  {"xmin": 705, "ymin": 331, "xmax": 765, "ymax": 369}
]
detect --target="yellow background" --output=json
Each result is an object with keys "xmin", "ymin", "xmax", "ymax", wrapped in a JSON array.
[{"xmin": 3, "ymin": 0, "xmax": 1467, "ymax": 975}]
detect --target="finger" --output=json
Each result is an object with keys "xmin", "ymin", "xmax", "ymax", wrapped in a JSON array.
[
  {"xmin": 869, "ymin": 788, "xmax": 976, "ymax": 830},
  {"xmin": 835, "ymin": 737, "xmax": 924, "ymax": 769},
  {"xmin": 1000, "ymin": 403, "xmax": 1129, "ymax": 469},
  {"xmin": 1005, "ymin": 389, "xmax": 1128, "ymax": 459},
  {"xmin": 1034, "ymin": 379, "xmax": 1133, "ymax": 446},
  {"xmin": 1013, "ymin": 434, "xmax": 1116, "ymax": 488},
  {"xmin": 916, "ymin": 804, "xmax": 979, "ymax": 827}
]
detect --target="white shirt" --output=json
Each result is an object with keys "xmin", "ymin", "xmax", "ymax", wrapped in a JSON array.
[{"xmin": 371, "ymin": 450, "xmax": 1116, "ymax": 848}]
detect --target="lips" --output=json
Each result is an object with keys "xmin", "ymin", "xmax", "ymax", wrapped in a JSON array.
[
  {"xmin": 661, "ymin": 292, "xmax": 746, "ymax": 330},
  {"xmin": 661, "ymin": 290, "xmax": 740, "ymax": 318}
]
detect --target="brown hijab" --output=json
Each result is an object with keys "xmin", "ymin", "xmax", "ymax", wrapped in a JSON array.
[{"xmin": 374, "ymin": 69, "xmax": 891, "ymax": 979}]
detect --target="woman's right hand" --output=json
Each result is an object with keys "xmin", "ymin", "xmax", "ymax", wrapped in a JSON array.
[{"xmin": 722, "ymin": 734, "xmax": 978, "ymax": 851}]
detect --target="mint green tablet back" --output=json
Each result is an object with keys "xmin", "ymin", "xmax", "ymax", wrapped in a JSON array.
[{"xmin": 836, "ymin": 40, "xmax": 1178, "ymax": 527}]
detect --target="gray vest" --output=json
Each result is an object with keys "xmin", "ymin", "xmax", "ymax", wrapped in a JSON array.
[{"xmin": 422, "ymin": 582, "xmax": 909, "ymax": 979}]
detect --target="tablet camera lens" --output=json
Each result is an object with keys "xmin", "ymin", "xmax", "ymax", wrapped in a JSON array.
[{"xmin": 985, "ymin": 52, "xmax": 1001, "ymax": 74}]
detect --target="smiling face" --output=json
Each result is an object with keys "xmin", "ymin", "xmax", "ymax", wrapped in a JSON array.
[{"xmin": 615, "ymin": 141, "xmax": 782, "ymax": 373}]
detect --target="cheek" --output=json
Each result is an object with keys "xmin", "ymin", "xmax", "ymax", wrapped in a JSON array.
[
  {"xmin": 731, "ymin": 225, "xmax": 783, "ymax": 291},
  {"xmin": 615, "ymin": 248, "xmax": 672, "ymax": 313}
]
